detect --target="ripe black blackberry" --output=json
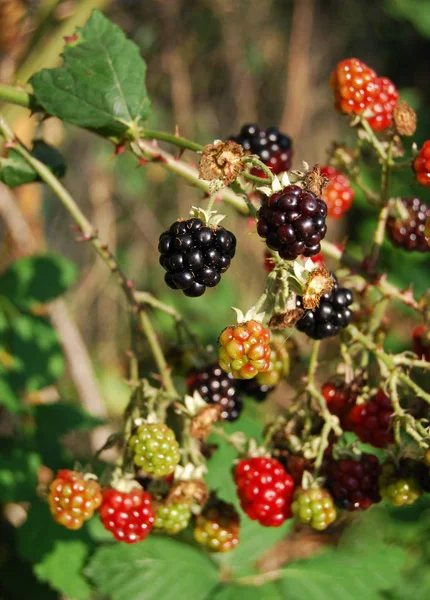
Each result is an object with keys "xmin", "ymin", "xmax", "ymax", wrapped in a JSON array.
[
  {"xmin": 158, "ymin": 218, "xmax": 236, "ymax": 297},
  {"xmin": 257, "ymin": 185, "xmax": 328, "ymax": 259},
  {"xmin": 240, "ymin": 379, "xmax": 273, "ymax": 402},
  {"xmin": 326, "ymin": 453, "xmax": 381, "ymax": 511},
  {"xmin": 386, "ymin": 197, "xmax": 430, "ymax": 252},
  {"xmin": 296, "ymin": 275, "xmax": 353, "ymax": 339},
  {"xmin": 229, "ymin": 124, "xmax": 293, "ymax": 177},
  {"xmin": 186, "ymin": 364, "xmax": 243, "ymax": 421}
]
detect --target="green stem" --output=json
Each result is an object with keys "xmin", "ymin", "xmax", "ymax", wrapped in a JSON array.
[
  {"xmin": 359, "ymin": 118, "xmax": 388, "ymax": 161},
  {"xmin": 0, "ymin": 85, "xmax": 34, "ymax": 109},
  {"xmin": 307, "ymin": 340, "xmax": 321, "ymax": 383},
  {"xmin": 0, "ymin": 115, "xmax": 178, "ymax": 398},
  {"xmin": 140, "ymin": 128, "xmax": 203, "ymax": 152},
  {"xmin": 242, "ymin": 156, "xmax": 274, "ymax": 182}
]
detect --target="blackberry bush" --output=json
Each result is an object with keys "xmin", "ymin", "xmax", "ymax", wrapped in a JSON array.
[{"xmin": 158, "ymin": 218, "xmax": 236, "ymax": 297}]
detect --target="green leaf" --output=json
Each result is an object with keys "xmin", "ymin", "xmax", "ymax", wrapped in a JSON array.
[
  {"xmin": 31, "ymin": 10, "xmax": 151, "ymax": 136},
  {"xmin": 17, "ymin": 498, "xmax": 93, "ymax": 600},
  {"xmin": 4, "ymin": 314, "xmax": 64, "ymax": 394},
  {"xmin": 209, "ymin": 583, "xmax": 283, "ymax": 600},
  {"xmin": 34, "ymin": 540, "xmax": 92, "ymax": 600},
  {"xmin": 0, "ymin": 440, "xmax": 41, "ymax": 502},
  {"xmin": 0, "ymin": 140, "xmax": 66, "ymax": 188},
  {"xmin": 86, "ymin": 536, "xmax": 219, "ymax": 600},
  {"xmin": 0, "ymin": 372, "xmax": 20, "ymax": 412},
  {"xmin": 0, "ymin": 253, "xmax": 77, "ymax": 310},
  {"xmin": 34, "ymin": 402, "xmax": 102, "ymax": 469}
]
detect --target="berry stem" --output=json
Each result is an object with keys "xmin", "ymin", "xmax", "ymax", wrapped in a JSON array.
[
  {"xmin": 359, "ymin": 117, "xmax": 388, "ymax": 161},
  {"xmin": 0, "ymin": 115, "xmax": 178, "ymax": 399},
  {"xmin": 139, "ymin": 128, "xmax": 204, "ymax": 152},
  {"xmin": 0, "ymin": 84, "xmax": 34, "ymax": 109},
  {"xmin": 211, "ymin": 426, "xmax": 246, "ymax": 454},
  {"xmin": 242, "ymin": 156, "xmax": 275, "ymax": 182}
]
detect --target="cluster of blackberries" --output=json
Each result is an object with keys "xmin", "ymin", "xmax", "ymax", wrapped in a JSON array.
[
  {"xmin": 296, "ymin": 276, "xmax": 353, "ymax": 339},
  {"xmin": 158, "ymin": 218, "xmax": 236, "ymax": 297},
  {"xmin": 386, "ymin": 197, "xmax": 430, "ymax": 252},
  {"xmin": 229, "ymin": 124, "xmax": 292, "ymax": 176},
  {"xmin": 257, "ymin": 185, "xmax": 328, "ymax": 259}
]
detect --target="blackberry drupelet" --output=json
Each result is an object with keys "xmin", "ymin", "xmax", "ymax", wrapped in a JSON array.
[
  {"xmin": 296, "ymin": 275, "xmax": 353, "ymax": 339},
  {"xmin": 158, "ymin": 218, "xmax": 236, "ymax": 297},
  {"xmin": 386, "ymin": 197, "xmax": 430, "ymax": 252},
  {"xmin": 257, "ymin": 185, "xmax": 328, "ymax": 259},
  {"xmin": 187, "ymin": 363, "xmax": 243, "ymax": 421},
  {"xmin": 229, "ymin": 124, "xmax": 292, "ymax": 177}
]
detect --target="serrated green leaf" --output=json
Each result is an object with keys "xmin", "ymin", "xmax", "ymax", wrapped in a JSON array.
[
  {"xmin": 34, "ymin": 540, "xmax": 92, "ymax": 600},
  {"xmin": 86, "ymin": 537, "xmax": 219, "ymax": 600},
  {"xmin": 31, "ymin": 10, "xmax": 151, "ymax": 136},
  {"xmin": 0, "ymin": 440, "xmax": 41, "ymax": 502},
  {"xmin": 0, "ymin": 254, "xmax": 76, "ymax": 311},
  {"xmin": 0, "ymin": 140, "xmax": 66, "ymax": 188},
  {"xmin": 4, "ymin": 314, "xmax": 64, "ymax": 394}
]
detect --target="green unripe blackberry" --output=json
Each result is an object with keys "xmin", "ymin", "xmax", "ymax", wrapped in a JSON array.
[
  {"xmin": 194, "ymin": 501, "xmax": 239, "ymax": 553},
  {"xmin": 292, "ymin": 487, "xmax": 337, "ymax": 531},
  {"xmin": 379, "ymin": 462, "xmax": 422, "ymax": 507},
  {"xmin": 154, "ymin": 502, "xmax": 191, "ymax": 534},
  {"xmin": 128, "ymin": 423, "xmax": 180, "ymax": 476}
]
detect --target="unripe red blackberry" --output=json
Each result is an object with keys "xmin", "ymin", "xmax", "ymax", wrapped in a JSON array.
[
  {"xmin": 386, "ymin": 197, "xmax": 430, "ymax": 252},
  {"xmin": 320, "ymin": 166, "xmax": 354, "ymax": 219},
  {"xmin": 154, "ymin": 502, "xmax": 191, "ymax": 534},
  {"xmin": 128, "ymin": 423, "xmax": 181, "ymax": 476},
  {"xmin": 158, "ymin": 218, "xmax": 236, "ymax": 297},
  {"xmin": 330, "ymin": 58, "xmax": 380, "ymax": 115},
  {"xmin": 218, "ymin": 320, "xmax": 271, "ymax": 380},
  {"xmin": 186, "ymin": 363, "xmax": 243, "ymax": 421},
  {"xmin": 99, "ymin": 487, "xmax": 155, "ymax": 543},
  {"xmin": 234, "ymin": 456, "xmax": 295, "ymax": 526},
  {"xmin": 257, "ymin": 185, "xmax": 328, "ymax": 259},
  {"xmin": 379, "ymin": 462, "xmax": 422, "ymax": 507},
  {"xmin": 292, "ymin": 487, "xmax": 337, "ymax": 531},
  {"xmin": 347, "ymin": 390, "xmax": 394, "ymax": 448},
  {"xmin": 326, "ymin": 453, "xmax": 381, "ymax": 511},
  {"xmin": 229, "ymin": 124, "xmax": 293, "ymax": 177},
  {"xmin": 48, "ymin": 470, "xmax": 102, "ymax": 530},
  {"xmin": 194, "ymin": 501, "xmax": 240, "ymax": 552},
  {"xmin": 321, "ymin": 382, "xmax": 354, "ymax": 427},
  {"xmin": 296, "ymin": 275, "xmax": 353, "ymax": 340},
  {"xmin": 414, "ymin": 140, "xmax": 430, "ymax": 187},
  {"xmin": 367, "ymin": 77, "xmax": 398, "ymax": 131},
  {"xmin": 412, "ymin": 325, "xmax": 430, "ymax": 362}
]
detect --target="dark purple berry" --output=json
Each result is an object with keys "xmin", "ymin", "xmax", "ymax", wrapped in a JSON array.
[{"xmin": 187, "ymin": 364, "xmax": 243, "ymax": 421}]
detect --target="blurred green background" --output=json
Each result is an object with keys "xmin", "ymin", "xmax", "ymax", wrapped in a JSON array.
[{"xmin": 0, "ymin": 0, "xmax": 430, "ymax": 599}]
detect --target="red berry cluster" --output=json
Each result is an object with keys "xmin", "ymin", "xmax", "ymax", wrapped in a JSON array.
[
  {"xmin": 218, "ymin": 320, "xmax": 271, "ymax": 380},
  {"xmin": 347, "ymin": 390, "xmax": 394, "ymax": 448},
  {"xmin": 48, "ymin": 470, "xmax": 102, "ymax": 530},
  {"xmin": 99, "ymin": 488, "xmax": 155, "ymax": 544},
  {"xmin": 234, "ymin": 457, "xmax": 295, "ymax": 526},
  {"xmin": 321, "ymin": 382, "xmax": 354, "ymax": 426},
  {"xmin": 331, "ymin": 58, "xmax": 398, "ymax": 131},
  {"xmin": 320, "ymin": 165, "xmax": 355, "ymax": 219},
  {"xmin": 414, "ymin": 141, "xmax": 430, "ymax": 187}
]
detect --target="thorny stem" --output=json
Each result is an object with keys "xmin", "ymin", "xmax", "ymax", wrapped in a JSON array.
[
  {"xmin": 0, "ymin": 115, "xmax": 177, "ymax": 398},
  {"xmin": 305, "ymin": 340, "xmax": 342, "ymax": 471},
  {"xmin": 348, "ymin": 324, "xmax": 430, "ymax": 404}
]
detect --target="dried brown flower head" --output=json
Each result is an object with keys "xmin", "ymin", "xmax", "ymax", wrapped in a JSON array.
[
  {"xmin": 393, "ymin": 101, "xmax": 417, "ymax": 137},
  {"xmin": 304, "ymin": 164, "xmax": 326, "ymax": 196},
  {"xmin": 302, "ymin": 268, "xmax": 334, "ymax": 310},
  {"xmin": 269, "ymin": 309, "xmax": 304, "ymax": 330},
  {"xmin": 198, "ymin": 140, "xmax": 244, "ymax": 186},
  {"xmin": 166, "ymin": 479, "xmax": 209, "ymax": 507},
  {"xmin": 190, "ymin": 404, "xmax": 223, "ymax": 440}
]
